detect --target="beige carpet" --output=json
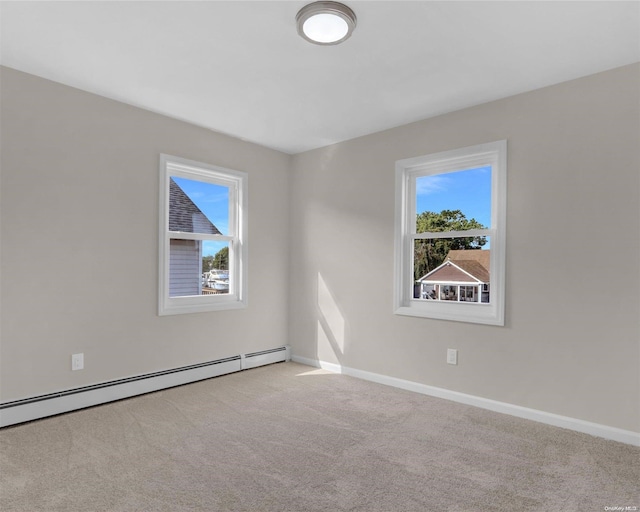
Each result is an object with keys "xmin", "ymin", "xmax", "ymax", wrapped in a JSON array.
[{"xmin": 1, "ymin": 362, "xmax": 638, "ymax": 511}]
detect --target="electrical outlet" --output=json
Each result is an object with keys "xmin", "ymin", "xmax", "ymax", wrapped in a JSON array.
[
  {"xmin": 447, "ymin": 348, "xmax": 458, "ymax": 365},
  {"xmin": 72, "ymin": 353, "xmax": 84, "ymax": 371}
]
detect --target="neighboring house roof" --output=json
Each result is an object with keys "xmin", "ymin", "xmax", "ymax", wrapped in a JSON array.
[
  {"xmin": 419, "ymin": 250, "xmax": 490, "ymax": 284},
  {"xmin": 446, "ymin": 249, "xmax": 490, "ymax": 271},
  {"xmin": 169, "ymin": 178, "xmax": 221, "ymax": 234}
]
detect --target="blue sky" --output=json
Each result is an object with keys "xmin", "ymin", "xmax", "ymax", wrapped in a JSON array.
[
  {"xmin": 172, "ymin": 176, "xmax": 229, "ymax": 257},
  {"xmin": 416, "ymin": 166, "xmax": 492, "ymax": 228}
]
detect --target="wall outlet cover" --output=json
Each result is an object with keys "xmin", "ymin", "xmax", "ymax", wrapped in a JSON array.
[{"xmin": 72, "ymin": 353, "xmax": 84, "ymax": 371}]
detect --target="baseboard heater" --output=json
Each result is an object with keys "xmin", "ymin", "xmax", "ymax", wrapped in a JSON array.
[{"xmin": 0, "ymin": 345, "xmax": 291, "ymax": 428}]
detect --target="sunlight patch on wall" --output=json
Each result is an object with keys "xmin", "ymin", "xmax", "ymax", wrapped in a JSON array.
[{"xmin": 317, "ymin": 273, "xmax": 345, "ymax": 358}]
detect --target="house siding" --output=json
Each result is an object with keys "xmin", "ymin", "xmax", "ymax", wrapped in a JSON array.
[{"xmin": 169, "ymin": 239, "xmax": 202, "ymax": 297}]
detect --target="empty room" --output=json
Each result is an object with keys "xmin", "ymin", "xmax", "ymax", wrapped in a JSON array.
[{"xmin": 1, "ymin": 1, "xmax": 639, "ymax": 511}]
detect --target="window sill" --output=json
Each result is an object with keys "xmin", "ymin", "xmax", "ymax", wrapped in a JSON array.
[
  {"xmin": 159, "ymin": 295, "xmax": 247, "ymax": 316},
  {"xmin": 394, "ymin": 302, "xmax": 504, "ymax": 326}
]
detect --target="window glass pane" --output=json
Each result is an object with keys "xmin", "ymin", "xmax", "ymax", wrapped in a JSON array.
[
  {"xmin": 202, "ymin": 241, "xmax": 230, "ymax": 296},
  {"xmin": 169, "ymin": 177, "xmax": 229, "ymax": 235},
  {"xmin": 413, "ymin": 237, "xmax": 490, "ymax": 303},
  {"xmin": 169, "ymin": 240, "xmax": 230, "ymax": 297},
  {"xmin": 169, "ymin": 239, "xmax": 204, "ymax": 297},
  {"xmin": 416, "ymin": 166, "xmax": 491, "ymax": 233}
]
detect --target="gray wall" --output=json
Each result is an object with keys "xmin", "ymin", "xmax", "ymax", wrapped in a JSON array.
[
  {"xmin": 289, "ymin": 64, "xmax": 640, "ymax": 432},
  {"xmin": 0, "ymin": 67, "xmax": 291, "ymax": 400},
  {"xmin": 2, "ymin": 64, "xmax": 639, "ymax": 433}
]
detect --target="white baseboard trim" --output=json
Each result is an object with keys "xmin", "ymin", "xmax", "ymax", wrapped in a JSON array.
[
  {"xmin": 291, "ymin": 355, "xmax": 640, "ymax": 447},
  {"xmin": 1, "ymin": 346, "xmax": 290, "ymax": 428}
]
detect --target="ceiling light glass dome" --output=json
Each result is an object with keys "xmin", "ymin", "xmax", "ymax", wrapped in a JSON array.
[{"xmin": 296, "ymin": 2, "xmax": 357, "ymax": 45}]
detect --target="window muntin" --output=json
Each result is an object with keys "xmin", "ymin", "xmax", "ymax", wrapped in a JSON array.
[
  {"xmin": 159, "ymin": 155, "xmax": 247, "ymax": 315},
  {"xmin": 394, "ymin": 141, "xmax": 506, "ymax": 325}
]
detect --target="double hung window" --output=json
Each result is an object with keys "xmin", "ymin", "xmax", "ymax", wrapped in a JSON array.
[
  {"xmin": 159, "ymin": 154, "xmax": 247, "ymax": 315},
  {"xmin": 394, "ymin": 141, "xmax": 506, "ymax": 325}
]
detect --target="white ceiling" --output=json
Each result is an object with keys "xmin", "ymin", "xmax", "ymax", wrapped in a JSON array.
[{"xmin": 1, "ymin": 1, "xmax": 639, "ymax": 154}]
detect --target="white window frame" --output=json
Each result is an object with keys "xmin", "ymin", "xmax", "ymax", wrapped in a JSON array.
[
  {"xmin": 159, "ymin": 154, "xmax": 248, "ymax": 316},
  {"xmin": 394, "ymin": 140, "xmax": 507, "ymax": 326}
]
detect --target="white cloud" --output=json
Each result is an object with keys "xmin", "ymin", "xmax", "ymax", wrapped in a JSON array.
[{"xmin": 416, "ymin": 175, "xmax": 451, "ymax": 196}]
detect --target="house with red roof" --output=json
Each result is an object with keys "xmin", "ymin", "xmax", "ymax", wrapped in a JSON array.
[{"xmin": 416, "ymin": 250, "xmax": 490, "ymax": 303}]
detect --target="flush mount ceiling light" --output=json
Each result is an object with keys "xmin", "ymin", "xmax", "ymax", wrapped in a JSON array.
[{"xmin": 296, "ymin": 1, "xmax": 357, "ymax": 45}]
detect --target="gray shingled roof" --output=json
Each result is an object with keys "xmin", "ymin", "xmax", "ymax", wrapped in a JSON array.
[{"xmin": 169, "ymin": 178, "xmax": 221, "ymax": 234}]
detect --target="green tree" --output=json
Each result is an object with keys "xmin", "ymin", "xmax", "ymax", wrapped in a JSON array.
[
  {"xmin": 202, "ymin": 255, "xmax": 215, "ymax": 273},
  {"xmin": 212, "ymin": 246, "xmax": 229, "ymax": 270},
  {"xmin": 414, "ymin": 210, "xmax": 487, "ymax": 280},
  {"xmin": 202, "ymin": 247, "xmax": 229, "ymax": 272}
]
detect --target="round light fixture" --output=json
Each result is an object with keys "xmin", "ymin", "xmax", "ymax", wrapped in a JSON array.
[{"xmin": 296, "ymin": 1, "xmax": 357, "ymax": 45}]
